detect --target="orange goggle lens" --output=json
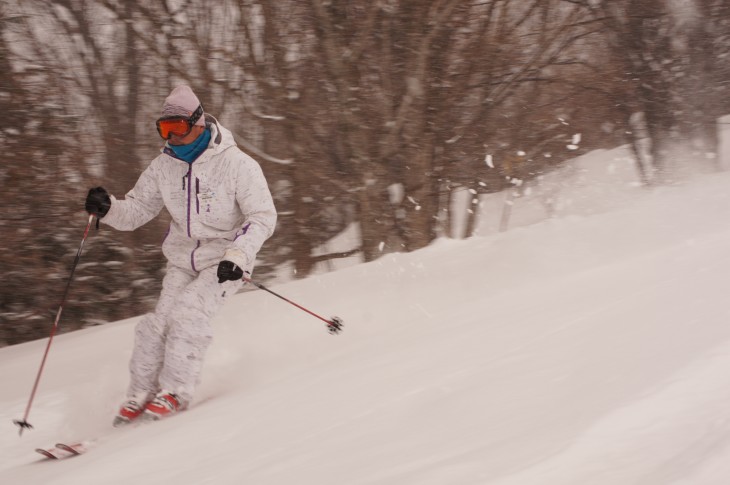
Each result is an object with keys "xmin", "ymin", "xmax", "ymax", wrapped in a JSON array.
[{"xmin": 156, "ymin": 118, "xmax": 192, "ymax": 139}]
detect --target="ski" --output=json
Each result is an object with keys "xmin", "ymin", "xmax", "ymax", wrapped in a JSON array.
[
  {"xmin": 35, "ymin": 441, "xmax": 91, "ymax": 460},
  {"xmin": 35, "ymin": 447, "xmax": 61, "ymax": 460},
  {"xmin": 33, "ymin": 400, "xmax": 194, "ymax": 460}
]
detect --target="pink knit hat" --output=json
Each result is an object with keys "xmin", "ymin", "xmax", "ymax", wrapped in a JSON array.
[{"xmin": 161, "ymin": 85, "xmax": 205, "ymax": 126}]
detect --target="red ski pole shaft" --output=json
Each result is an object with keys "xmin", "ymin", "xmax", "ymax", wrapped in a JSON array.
[
  {"xmin": 241, "ymin": 276, "xmax": 343, "ymax": 334},
  {"xmin": 14, "ymin": 214, "xmax": 95, "ymax": 436}
]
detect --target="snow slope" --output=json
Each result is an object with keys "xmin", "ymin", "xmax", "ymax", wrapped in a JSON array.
[{"xmin": 3, "ymin": 151, "xmax": 730, "ymax": 484}]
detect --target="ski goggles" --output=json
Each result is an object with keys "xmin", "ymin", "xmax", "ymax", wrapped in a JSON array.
[{"xmin": 156, "ymin": 105, "xmax": 204, "ymax": 140}]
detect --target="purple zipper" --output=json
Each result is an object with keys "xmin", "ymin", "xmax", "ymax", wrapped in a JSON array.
[
  {"xmin": 184, "ymin": 166, "xmax": 199, "ymax": 271},
  {"xmin": 186, "ymin": 165, "xmax": 192, "ymax": 238}
]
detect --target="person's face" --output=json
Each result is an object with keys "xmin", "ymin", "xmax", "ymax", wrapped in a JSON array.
[{"xmin": 168, "ymin": 124, "xmax": 205, "ymax": 145}]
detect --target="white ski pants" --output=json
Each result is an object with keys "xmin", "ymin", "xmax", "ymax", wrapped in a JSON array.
[{"xmin": 127, "ymin": 264, "xmax": 242, "ymax": 404}]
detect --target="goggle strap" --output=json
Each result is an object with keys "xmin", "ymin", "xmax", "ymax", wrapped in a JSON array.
[{"xmin": 189, "ymin": 105, "xmax": 204, "ymax": 126}]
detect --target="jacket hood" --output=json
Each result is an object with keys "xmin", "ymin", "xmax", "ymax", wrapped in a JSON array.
[{"xmin": 205, "ymin": 115, "xmax": 237, "ymax": 155}]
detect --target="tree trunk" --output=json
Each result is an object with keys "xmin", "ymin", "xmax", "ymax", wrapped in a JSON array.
[{"xmin": 402, "ymin": 136, "xmax": 439, "ymax": 250}]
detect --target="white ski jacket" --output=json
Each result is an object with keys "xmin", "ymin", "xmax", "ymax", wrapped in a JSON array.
[{"xmin": 102, "ymin": 116, "xmax": 277, "ymax": 273}]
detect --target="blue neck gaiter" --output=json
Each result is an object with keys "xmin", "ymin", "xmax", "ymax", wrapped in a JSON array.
[{"xmin": 168, "ymin": 128, "xmax": 211, "ymax": 164}]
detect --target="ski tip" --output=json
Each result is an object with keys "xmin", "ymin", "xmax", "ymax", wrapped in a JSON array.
[
  {"xmin": 35, "ymin": 448, "xmax": 58, "ymax": 460},
  {"xmin": 35, "ymin": 442, "xmax": 89, "ymax": 460},
  {"xmin": 55, "ymin": 443, "xmax": 83, "ymax": 455}
]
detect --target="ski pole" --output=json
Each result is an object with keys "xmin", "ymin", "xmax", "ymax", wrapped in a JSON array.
[
  {"xmin": 13, "ymin": 214, "xmax": 96, "ymax": 436},
  {"xmin": 242, "ymin": 276, "xmax": 343, "ymax": 335}
]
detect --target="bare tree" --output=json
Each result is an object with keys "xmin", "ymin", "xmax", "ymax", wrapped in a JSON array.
[{"xmin": 574, "ymin": 0, "xmax": 730, "ymax": 182}]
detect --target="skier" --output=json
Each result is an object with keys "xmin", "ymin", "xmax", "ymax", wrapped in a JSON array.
[{"xmin": 84, "ymin": 85, "xmax": 277, "ymax": 425}]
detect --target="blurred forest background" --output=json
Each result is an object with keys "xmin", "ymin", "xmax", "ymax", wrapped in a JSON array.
[{"xmin": 1, "ymin": 0, "xmax": 730, "ymax": 346}]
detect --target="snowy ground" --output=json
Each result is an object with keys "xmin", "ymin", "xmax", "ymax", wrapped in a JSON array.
[{"xmin": 3, "ymin": 147, "xmax": 730, "ymax": 484}]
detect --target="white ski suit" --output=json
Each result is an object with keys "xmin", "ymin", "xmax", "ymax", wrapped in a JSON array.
[{"xmin": 102, "ymin": 116, "xmax": 276, "ymax": 403}]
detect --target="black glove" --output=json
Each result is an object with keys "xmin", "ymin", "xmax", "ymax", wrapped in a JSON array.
[
  {"xmin": 85, "ymin": 187, "xmax": 111, "ymax": 218},
  {"xmin": 217, "ymin": 260, "xmax": 244, "ymax": 283}
]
